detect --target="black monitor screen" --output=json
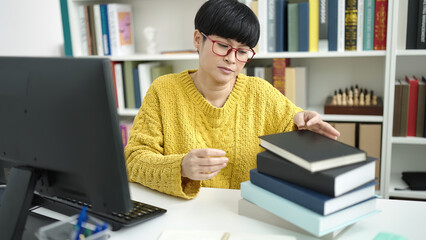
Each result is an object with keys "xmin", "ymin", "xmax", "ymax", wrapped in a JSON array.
[{"xmin": 0, "ymin": 57, "xmax": 132, "ymax": 239}]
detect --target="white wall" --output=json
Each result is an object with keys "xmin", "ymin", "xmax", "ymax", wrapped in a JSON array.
[{"xmin": 0, "ymin": 0, "xmax": 64, "ymax": 56}]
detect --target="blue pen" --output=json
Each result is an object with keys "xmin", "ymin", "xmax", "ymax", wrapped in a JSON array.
[{"xmin": 74, "ymin": 206, "xmax": 88, "ymax": 240}]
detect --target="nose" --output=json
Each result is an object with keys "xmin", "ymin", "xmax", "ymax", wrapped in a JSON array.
[{"xmin": 224, "ymin": 48, "xmax": 237, "ymax": 63}]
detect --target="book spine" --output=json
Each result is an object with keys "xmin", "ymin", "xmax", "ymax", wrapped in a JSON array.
[
  {"xmin": 328, "ymin": 0, "xmax": 338, "ymax": 51},
  {"xmin": 363, "ymin": 0, "xmax": 375, "ymax": 50},
  {"xmin": 83, "ymin": 5, "xmax": 93, "ymax": 55},
  {"xmin": 406, "ymin": 0, "xmax": 420, "ymax": 49},
  {"xmin": 337, "ymin": 0, "xmax": 346, "ymax": 51},
  {"xmin": 250, "ymin": 169, "xmax": 326, "ymax": 215},
  {"xmin": 100, "ymin": 4, "xmax": 111, "ymax": 55},
  {"xmin": 309, "ymin": 0, "xmax": 319, "ymax": 52},
  {"xmin": 417, "ymin": 0, "xmax": 426, "ymax": 49},
  {"xmin": 275, "ymin": 0, "xmax": 286, "ymax": 52},
  {"xmin": 287, "ymin": 3, "xmax": 298, "ymax": 51},
  {"xmin": 416, "ymin": 82, "xmax": 425, "ymax": 136},
  {"xmin": 400, "ymin": 81, "xmax": 410, "ymax": 136},
  {"xmin": 272, "ymin": 58, "xmax": 290, "ymax": 95},
  {"xmin": 114, "ymin": 62, "xmax": 125, "ymax": 110},
  {"xmin": 373, "ymin": 0, "xmax": 388, "ymax": 50},
  {"xmin": 93, "ymin": 4, "xmax": 104, "ymax": 56},
  {"xmin": 319, "ymin": 0, "xmax": 329, "ymax": 51},
  {"xmin": 406, "ymin": 76, "xmax": 419, "ymax": 136},
  {"xmin": 133, "ymin": 67, "xmax": 141, "ymax": 109},
  {"xmin": 59, "ymin": 0, "xmax": 73, "ymax": 56},
  {"xmin": 344, "ymin": 0, "xmax": 357, "ymax": 51},
  {"xmin": 298, "ymin": 2, "xmax": 310, "ymax": 51},
  {"xmin": 256, "ymin": 152, "xmax": 336, "ymax": 196},
  {"xmin": 356, "ymin": 0, "xmax": 364, "ymax": 51},
  {"xmin": 77, "ymin": 5, "xmax": 89, "ymax": 56},
  {"xmin": 108, "ymin": 4, "xmax": 118, "ymax": 56},
  {"xmin": 423, "ymin": 77, "xmax": 426, "ymax": 137},
  {"xmin": 392, "ymin": 81, "xmax": 402, "ymax": 136}
]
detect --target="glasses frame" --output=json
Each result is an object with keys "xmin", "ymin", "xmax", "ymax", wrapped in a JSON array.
[{"xmin": 200, "ymin": 32, "xmax": 256, "ymax": 63}]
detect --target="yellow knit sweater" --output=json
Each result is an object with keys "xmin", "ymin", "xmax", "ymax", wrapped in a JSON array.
[{"xmin": 125, "ymin": 70, "xmax": 303, "ymax": 199}]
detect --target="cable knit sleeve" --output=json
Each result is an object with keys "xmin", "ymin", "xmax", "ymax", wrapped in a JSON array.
[{"xmin": 124, "ymin": 82, "xmax": 200, "ymax": 199}]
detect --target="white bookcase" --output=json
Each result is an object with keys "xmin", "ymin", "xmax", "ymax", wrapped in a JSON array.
[
  {"xmin": 62, "ymin": 0, "xmax": 426, "ymax": 199},
  {"xmin": 382, "ymin": 0, "xmax": 426, "ymax": 200}
]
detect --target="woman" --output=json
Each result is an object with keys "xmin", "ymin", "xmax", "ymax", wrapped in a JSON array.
[{"xmin": 125, "ymin": 0, "xmax": 339, "ymax": 199}]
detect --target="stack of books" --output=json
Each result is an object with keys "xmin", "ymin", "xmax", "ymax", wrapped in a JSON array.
[{"xmin": 239, "ymin": 130, "xmax": 380, "ymax": 239}]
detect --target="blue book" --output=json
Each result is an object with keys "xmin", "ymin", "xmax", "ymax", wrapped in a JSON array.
[
  {"xmin": 241, "ymin": 181, "xmax": 379, "ymax": 237},
  {"xmin": 100, "ymin": 4, "xmax": 111, "ymax": 56},
  {"xmin": 59, "ymin": 0, "xmax": 73, "ymax": 56},
  {"xmin": 275, "ymin": 0, "xmax": 287, "ymax": 52},
  {"xmin": 250, "ymin": 169, "xmax": 377, "ymax": 216},
  {"xmin": 328, "ymin": 0, "xmax": 338, "ymax": 51},
  {"xmin": 298, "ymin": 2, "xmax": 309, "ymax": 52},
  {"xmin": 363, "ymin": 0, "xmax": 375, "ymax": 50},
  {"xmin": 133, "ymin": 67, "xmax": 141, "ymax": 108}
]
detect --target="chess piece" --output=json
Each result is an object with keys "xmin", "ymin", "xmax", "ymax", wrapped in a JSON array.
[
  {"xmin": 144, "ymin": 26, "xmax": 158, "ymax": 54},
  {"xmin": 359, "ymin": 89, "xmax": 365, "ymax": 106},
  {"xmin": 337, "ymin": 89, "xmax": 343, "ymax": 105},
  {"xmin": 348, "ymin": 88, "xmax": 354, "ymax": 106},
  {"xmin": 354, "ymin": 85, "xmax": 359, "ymax": 106},
  {"xmin": 342, "ymin": 89, "xmax": 347, "ymax": 106},
  {"xmin": 332, "ymin": 90, "xmax": 337, "ymax": 105},
  {"xmin": 371, "ymin": 90, "xmax": 377, "ymax": 105},
  {"xmin": 365, "ymin": 89, "xmax": 371, "ymax": 106}
]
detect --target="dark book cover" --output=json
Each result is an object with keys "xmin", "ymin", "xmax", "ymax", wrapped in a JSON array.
[
  {"xmin": 406, "ymin": 0, "xmax": 420, "ymax": 49},
  {"xmin": 275, "ymin": 0, "xmax": 287, "ymax": 52},
  {"xmin": 298, "ymin": 2, "xmax": 309, "ymax": 52},
  {"xmin": 400, "ymin": 79, "xmax": 410, "ymax": 136},
  {"xmin": 416, "ymin": 80, "xmax": 425, "ymax": 137},
  {"xmin": 328, "ymin": 0, "xmax": 338, "ymax": 51},
  {"xmin": 423, "ymin": 76, "xmax": 426, "ymax": 137},
  {"xmin": 344, "ymin": 0, "xmax": 358, "ymax": 51},
  {"xmin": 259, "ymin": 130, "xmax": 366, "ymax": 172},
  {"xmin": 402, "ymin": 172, "xmax": 426, "ymax": 190},
  {"xmin": 393, "ymin": 80, "xmax": 402, "ymax": 136},
  {"xmin": 417, "ymin": 0, "xmax": 426, "ymax": 49},
  {"xmin": 250, "ymin": 169, "xmax": 377, "ymax": 215},
  {"xmin": 319, "ymin": 0, "xmax": 329, "ymax": 51},
  {"xmin": 256, "ymin": 150, "xmax": 376, "ymax": 197}
]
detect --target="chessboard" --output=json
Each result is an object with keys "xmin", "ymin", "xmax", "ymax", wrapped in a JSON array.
[{"xmin": 324, "ymin": 96, "xmax": 383, "ymax": 115}]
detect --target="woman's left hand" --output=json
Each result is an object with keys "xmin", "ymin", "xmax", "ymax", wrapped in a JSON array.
[{"xmin": 293, "ymin": 111, "xmax": 340, "ymax": 140}]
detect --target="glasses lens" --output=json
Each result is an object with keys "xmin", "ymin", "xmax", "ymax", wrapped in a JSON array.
[{"xmin": 212, "ymin": 41, "xmax": 254, "ymax": 63}]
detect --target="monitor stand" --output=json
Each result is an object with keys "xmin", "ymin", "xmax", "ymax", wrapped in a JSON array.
[{"xmin": 0, "ymin": 167, "xmax": 39, "ymax": 240}]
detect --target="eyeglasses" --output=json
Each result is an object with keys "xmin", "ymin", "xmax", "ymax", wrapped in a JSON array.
[{"xmin": 201, "ymin": 32, "xmax": 255, "ymax": 63}]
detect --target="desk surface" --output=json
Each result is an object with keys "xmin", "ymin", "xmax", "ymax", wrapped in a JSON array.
[{"xmin": 109, "ymin": 183, "xmax": 426, "ymax": 240}]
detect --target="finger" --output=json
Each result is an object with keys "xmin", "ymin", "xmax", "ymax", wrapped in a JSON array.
[
  {"xmin": 305, "ymin": 114, "xmax": 321, "ymax": 127},
  {"xmin": 198, "ymin": 162, "xmax": 227, "ymax": 173},
  {"xmin": 194, "ymin": 148, "xmax": 226, "ymax": 157},
  {"xmin": 199, "ymin": 157, "xmax": 229, "ymax": 166},
  {"xmin": 293, "ymin": 112, "xmax": 306, "ymax": 128},
  {"xmin": 199, "ymin": 170, "xmax": 221, "ymax": 180}
]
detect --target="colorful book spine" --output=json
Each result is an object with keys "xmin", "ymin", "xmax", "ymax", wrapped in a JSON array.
[
  {"xmin": 133, "ymin": 67, "xmax": 141, "ymax": 108},
  {"xmin": 298, "ymin": 2, "xmax": 309, "ymax": 51},
  {"xmin": 100, "ymin": 4, "xmax": 111, "ymax": 55},
  {"xmin": 287, "ymin": 3, "xmax": 298, "ymax": 52},
  {"xmin": 328, "ymin": 0, "xmax": 338, "ymax": 51},
  {"xmin": 373, "ymin": 0, "xmax": 388, "ymax": 50},
  {"xmin": 272, "ymin": 58, "xmax": 290, "ymax": 95},
  {"xmin": 309, "ymin": 0, "xmax": 319, "ymax": 52},
  {"xmin": 344, "ymin": 0, "xmax": 358, "ymax": 51},
  {"xmin": 275, "ymin": 0, "xmax": 286, "ymax": 52},
  {"xmin": 363, "ymin": 0, "xmax": 375, "ymax": 50},
  {"xmin": 405, "ymin": 76, "xmax": 419, "ymax": 137},
  {"xmin": 319, "ymin": 0, "xmax": 329, "ymax": 52},
  {"xmin": 59, "ymin": 0, "xmax": 73, "ymax": 56}
]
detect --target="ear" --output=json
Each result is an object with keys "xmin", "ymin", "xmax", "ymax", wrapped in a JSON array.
[{"xmin": 193, "ymin": 30, "xmax": 203, "ymax": 51}]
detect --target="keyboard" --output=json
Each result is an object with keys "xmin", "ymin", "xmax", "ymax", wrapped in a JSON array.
[{"xmin": 31, "ymin": 194, "xmax": 167, "ymax": 231}]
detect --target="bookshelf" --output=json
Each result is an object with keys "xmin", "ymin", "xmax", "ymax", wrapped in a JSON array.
[
  {"xmin": 383, "ymin": 0, "xmax": 426, "ymax": 200},
  {"xmin": 60, "ymin": 0, "xmax": 407, "ymax": 199}
]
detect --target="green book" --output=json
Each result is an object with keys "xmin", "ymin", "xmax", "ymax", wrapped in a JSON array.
[
  {"xmin": 363, "ymin": 0, "xmax": 375, "ymax": 50},
  {"xmin": 150, "ymin": 65, "xmax": 173, "ymax": 82},
  {"xmin": 287, "ymin": 3, "xmax": 299, "ymax": 52},
  {"xmin": 123, "ymin": 61, "xmax": 140, "ymax": 109}
]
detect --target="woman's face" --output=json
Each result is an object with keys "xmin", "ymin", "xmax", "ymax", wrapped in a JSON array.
[{"xmin": 194, "ymin": 31, "xmax": 248, "ymax": 85}]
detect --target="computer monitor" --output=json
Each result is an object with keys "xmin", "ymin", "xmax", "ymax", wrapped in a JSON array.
[{"xmin": 0, "ymin": 57, "xmax": 132, "ymax": 239}]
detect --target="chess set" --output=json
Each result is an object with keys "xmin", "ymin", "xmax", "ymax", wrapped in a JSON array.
[{"xmin": 324, "ymin": 85, "xmax": 383, "ymax": 115}]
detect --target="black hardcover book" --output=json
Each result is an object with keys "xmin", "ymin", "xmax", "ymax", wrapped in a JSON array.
[
  {"xmin": 406, "ymin": 0, "xmax": 420, "ymax": 49},
  {"xmin": 402, "ymin": 172, "xmax": 426, "ymax": 190},
  {"xmin": 418, "ymin": 0, "xmax": 426, "ymax": 49},
  {"xmin": 259, "ymin": 130, "xmax": 366, "ymax": 172},
  {"xmin": 256, "ymin": 150, "xmax": 377, "ymax": 197}
]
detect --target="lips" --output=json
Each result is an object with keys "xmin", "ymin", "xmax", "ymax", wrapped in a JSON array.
[{"xmin": 218, "ymin": 66, "xmax": 233, "ymax": 74}]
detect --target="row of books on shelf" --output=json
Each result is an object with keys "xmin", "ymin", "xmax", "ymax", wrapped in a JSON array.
[
  {"xmin": 393, "ymin": 75, "xmax": 426, "ymax": 137},
  {"xmin": 111, "ymin": 61, "xmax": 173, "ymax": 110},
  {"xmin": 239, "ymin": 130, "xmax": 379, "ymax": 238},
  {"xmin": 239, "ymin": 0, "xmax": 387, "ymax": 53},
  {"xmin": 60, "ymin": 1, "xmax": 135, "ymax": 56},
  {"xmin": 244, "ymin": 58, "xmax": 307, "ymax": 108},
  {"xmin": 401, "ymin": 0, "xmax": 426, "ymax": 50}
]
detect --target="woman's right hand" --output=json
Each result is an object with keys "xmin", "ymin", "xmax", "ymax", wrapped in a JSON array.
[{"xmin": 181, "ymin": 148, "xmax": 228, "ymax": 180}]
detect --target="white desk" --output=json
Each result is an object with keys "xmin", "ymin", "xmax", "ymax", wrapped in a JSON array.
[{"xmin": 109, "ymin": 183, "xmax": 426, "ymax": 240}]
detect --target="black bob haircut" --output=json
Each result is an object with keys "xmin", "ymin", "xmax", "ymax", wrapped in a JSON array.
[{"xmin": 194, "ymin": 0, "xmax": 260, "ymax": 49}]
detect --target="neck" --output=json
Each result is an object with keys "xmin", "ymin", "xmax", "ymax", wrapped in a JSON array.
[{"xmin": 191, "ymin": 71, "xmax": 235, "ymax": 108}]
